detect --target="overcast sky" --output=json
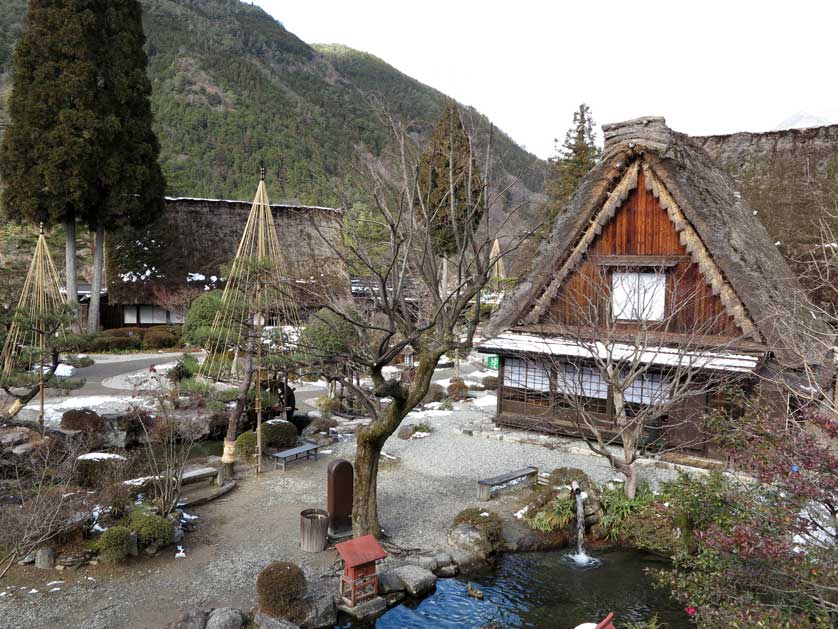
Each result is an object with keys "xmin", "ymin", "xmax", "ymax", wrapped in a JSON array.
[{"xmin": 255, "ymin": 0, "xmax": 838, "ymax": 159}]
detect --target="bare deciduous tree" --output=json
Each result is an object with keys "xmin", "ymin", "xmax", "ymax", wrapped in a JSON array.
[
  {"xmin": 522, "ymin": 264, "xmax": 753, "ymax": 497},
  {"xmin": 306, "ymin": 104, "xmax": 535, "ymax": 536}
]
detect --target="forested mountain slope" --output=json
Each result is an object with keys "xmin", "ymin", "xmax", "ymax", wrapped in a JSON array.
[{"xmin": 0, "ymin": 0, "xmax": 545, "ymax": 208}]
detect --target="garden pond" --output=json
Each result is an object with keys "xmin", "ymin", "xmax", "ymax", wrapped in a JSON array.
[{"xmin": 344, "ymin": 548, "xmax": 691, "ymax": 628}]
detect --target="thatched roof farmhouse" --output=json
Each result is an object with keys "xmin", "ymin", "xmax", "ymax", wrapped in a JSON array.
[{"xmin": 104, "ymin": 197, "xmax": 348, "ymax": 327}]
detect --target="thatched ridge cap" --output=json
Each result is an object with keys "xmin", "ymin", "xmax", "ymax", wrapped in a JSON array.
[{"xmin": 163, "ymin": 196, "xmax": 343, "ymax": 214}]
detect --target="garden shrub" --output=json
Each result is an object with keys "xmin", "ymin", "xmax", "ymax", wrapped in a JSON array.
[
  {"xmin": 256, "ymin": 561, "xmax": 307, "ymax": 621},
  {"xmin": 92, "ymin": 335, "xmax": 141, "ymax": 352},
  {"xmin": 315, "ymin": 395, "xmax": 341, "ymax": 415},
  {"xmin": 61, "ymin": 408, "xmax": 103, "ymax": 432},
  {"xmin": 61, "ymin": 333, "xmax": 97, "ymax": 353},
  {"xmin": 261, "ymin": 421, "xmax": 298, "ymax": 448},
  {"xmin": 142, "ymin": 328, "xmax": 177, "ymax": 349},
  {"xmin": 452, "ymin": 508, "xmax": 503, "ymax": 553},
  {"xmin": 128, "ymin": 510, "xmax": 175, "ymax": 547},
  {"xmin": 525, "ymin": 495, "xmax": 577, "ymax": 533},
  {"xmin": 235, "ymin": 431, "xmax": 259, "ymax": 457},
  {"xmin": 423, "ymin": 383, "xmax": 446, "ymax": 403},
  {"xmin": 104, "ymin": 327, "xmax": 146, "ymax": 339},
  {"xmin": 598, "ymin": 481, "xmax": 655, "ymax": 543},
  {"xmin": 447, "ymin": 378, "xmax": 469, "ymax": 400},
  {"xmin": 482, "ymin": 375, "xmax": 498, "ymax": 391},
  {"xmin": 98, "ymin": 526, "xmax": 133, "ymax": 563},
  {"xmin": 181, "ymin": 291, "xmax": 223, "ymax": 345},
  {"xmin": 76, "ymin": 453, "xmax": 129, "ymax": 488}
]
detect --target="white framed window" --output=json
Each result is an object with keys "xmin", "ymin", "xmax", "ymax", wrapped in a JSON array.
[
  {"xmin": 623, "ymin": 371, "xmax": 671, "ymax": 404},
  {"xmin": 612, "ymin": 272, "xmax": 666, "ymax": 321},
  {"xmin": 555, "ymin": 363, "xmax": 608, "ymax": 400},
  {"xmin": 503, "ymin": 358, "xmax": 550, "ymax": 391},
  {"xmin": 123, "ymin": 307, "xmax": 137, "ymax": 325},
  {"xmin": 139, "ymin": 305, "xmax": 169, "ymax": 324}
]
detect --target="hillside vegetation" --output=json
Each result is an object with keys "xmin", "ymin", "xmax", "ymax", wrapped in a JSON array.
[{"xmin": 0, "ymin": 0, "xmax": 544, "ymax": 207}]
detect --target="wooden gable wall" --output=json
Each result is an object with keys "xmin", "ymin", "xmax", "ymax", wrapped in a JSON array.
[{"xmin": 540, "ymin": 170, "xmax": 743, "ymax": 337}]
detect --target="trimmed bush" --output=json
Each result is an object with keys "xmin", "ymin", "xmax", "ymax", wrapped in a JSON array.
[
  {"xmin": 315, "ymin": 395, "xmax": 341, "ymax": 415},
  {"xmin": 92, "ymin": 335, "xmax": 142, "ymax": 352},
  {"xmin": 482, "ymin": 375, "xmax": 498, "ymax": 391},
  {"xmin": 261, "ymin": 421, "xmax": 298, "ymax": 448},
  {"xmin": 256, "ymin": 561, "xmax": 307, "ymax": 621},
  {"xmin": 182, "ymin": 291, "xmax": 223, "ymax": 345},
  {"xmin": 447, "ymin": 378, "xmax": 469, "ymax": 400},
  {"xmin": 99, "ymin": 526, "xmax": 133, "ymax": 563},
  {"xmin": 104, "ymin": 327, "xmax": 145, "ymax": 339},
  {"xmin": 423, "ymin": 383, "xmax": 446, "ymax": 403},
  {"xmin": 235, "ymin": 431, "xmax": 259, "ymax": 457},
  {"xmin": 128, "ymin": 510, "xmax": 175, "ymax": 547},
  {"xmin": 142, "ymin": 328, "xmax": 177, "ymax": 349},
  {"xmin": 61, "ymin": 408, "xmax": 102, "ymax": 432},
  {"xmin": 452, "ymin": 508, "xmax": 503, "ymax": 554}
]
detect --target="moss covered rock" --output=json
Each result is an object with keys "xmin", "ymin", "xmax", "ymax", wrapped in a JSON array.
[
  {"xmin": 449, "ymin": 508, "xmax": 504, "ymax": 557},
  {"xmin": 98, "ymin": 526, "xmax": 133, "ymax": 563},
  {"xmin": 128, "ymin": 510, "xmax": 175, "ymax": 547}
]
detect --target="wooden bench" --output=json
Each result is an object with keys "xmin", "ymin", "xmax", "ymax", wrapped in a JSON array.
[
  {"xmin": 477, "ymin": 466, "xmax": 538, "ymax": 501},
  {"xmin": 270, "ymin": 442, "xmax": 320, "ymax": 471},
  {"xmin": 181, "ymin": 466, "xmax": 224, "ymax": 487}
]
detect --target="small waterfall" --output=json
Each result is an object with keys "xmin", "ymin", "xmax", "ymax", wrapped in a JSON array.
[
  {"xmin": 575, "ymin": 491, "xmax": 586, "ymax": 556},
  {"xmin": 565, "ymin": 481, "xmax": 601, "ymax": 568}
]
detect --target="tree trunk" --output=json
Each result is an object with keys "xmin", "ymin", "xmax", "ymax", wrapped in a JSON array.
[
  {"xmin": 64, "ymin": 215, "xmax": 77, "ymax": 307},
  {"xmin": 352, "ymin": 436, "xmax": 384, "ymax": 537},
  {"xmin": 87, "ymin": 223, "xmax": 105, "ymax": 333},
  {"xmin": 622, "ymin": 463, "xmax": 638, "ymax": 499},
  {"xmin": 222, "ymin": 351, "xmax": 254, "ymax": 477}
]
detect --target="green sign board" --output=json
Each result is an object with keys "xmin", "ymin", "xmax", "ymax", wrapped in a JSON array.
[{"xmin": 486, "ymin": 355, "xmax": 499, "ymax": 370}]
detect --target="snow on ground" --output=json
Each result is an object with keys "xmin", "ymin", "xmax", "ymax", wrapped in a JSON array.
[
  {"xmin": 24, "ymin": 395, "xmax": 152, "ymax": 426},
  {"xmin": 471, "ymin": 394, "xmax": 498, "ymax": 407},
  {"xmin": 77, "ymin": 452, "xmax": 127, "ymax": 462},
  {"xmin": 101, "ymin": 363, "xmax": 176, "ymax": 391}
]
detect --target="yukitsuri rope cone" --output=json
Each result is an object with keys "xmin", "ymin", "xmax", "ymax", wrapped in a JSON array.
[
  {"xmin": 198, "ymin": 171, "xmax": 301, "ymax": 473},
  {"xmin": 1, "ymin": 225, "xmax": 67, "ymax": 428}
]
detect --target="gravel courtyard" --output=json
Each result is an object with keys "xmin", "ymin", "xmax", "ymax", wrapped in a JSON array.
[{"xmin": 0, "ymin": 388, "xmax": 682, "ymax": 629}]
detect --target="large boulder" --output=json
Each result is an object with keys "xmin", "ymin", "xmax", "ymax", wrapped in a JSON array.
[
  {"xmin": 389, "ymin": 564, "xmax": 437, "ymax": 597},
  {"xmin": 448, "ymin": 523, "xmax": 489, "ymax": 557},
  {"xmin": 166, "ymin": 609, "xmax": 208, "ymax": 629},
  {"xmin": 205, "ymin": 607, "xmax": 244, "ymax": 629},
  {"xmin": 34, "ymin": 547, "xmax": 55, "ymax": 570},
  {"xmin": 299, "ymin": 592, "xmax": 336, "ymax": 629},
  {"xmin": 253, "ymin": 612, "xmax": 300, "ymax": 628}
]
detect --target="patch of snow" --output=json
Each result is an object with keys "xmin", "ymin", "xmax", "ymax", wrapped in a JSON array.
[
  {"xmin": 410, "ymin": 431, "xmax": 430, "ymax": 440},
  {"xmin": 27, "ymin": 589, "xmax": 38, "ymax": 595},
  {"xmin": 175, "ymin": 546, "xmax": 186, "ymax": 559},
  {"xmin": 406, "ymin": 409, "xmax": 451, "ymax": 419},
  {"xmin": 186, "ymin": 272, "xmax": 206, "ymax": 282},
  {"xmin": 46, "ymin": 581, "xmax": 63, "ymax": 587},
  {"xmin": 49, "ymin": 588, "xmax": 61, "ymax": 593},
  {"xmin": 514, "ymin": 505, "xmax": 529, "ymax": 520},
  {"xmin": 77, "ymin": 452, "xmax": 127, "ymax": 462},
  {"xmin": 321, "ymin": 449, "xmax": 333, "ymax": 455},
  {"xmin": 473, "ymin": 394, "xmax": 498, "ymax": 408},
  {"xmin": 479, "ymin": 511, "xmax": 489, "ymax": 517},
  {"xmin": 33, "ymin": 363, "xmax": 75, "ymax": 377},
  {"xmin": 181, "ymin": 512, "xmax": 198, "ymax": 521}
]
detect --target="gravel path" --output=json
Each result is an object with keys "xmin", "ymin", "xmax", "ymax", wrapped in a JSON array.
[{"xmin": 0, "ymin": 363, "xmax": 681, "ymax": 628}]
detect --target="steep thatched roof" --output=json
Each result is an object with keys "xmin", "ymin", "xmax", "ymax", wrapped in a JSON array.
[
  {"xmin": 487, "ymin": 117, "xmax": 833, "ymax": 368},
  {"xmin": 107, "ymin": 197, "xmax": 349, "ymax": 307}
]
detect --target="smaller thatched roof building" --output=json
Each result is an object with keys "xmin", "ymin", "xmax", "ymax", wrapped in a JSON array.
[{"xmin": 105, "ymin": 196, "xmax": 348, "ymax": 325}]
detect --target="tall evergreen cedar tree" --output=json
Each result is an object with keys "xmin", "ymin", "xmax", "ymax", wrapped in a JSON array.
[
  {"xmin": 0, "ymin": 0, "xmax": 164, "ymax": 331},
  {"xmin": 541, "ymin": 103, "xmax": 600, "ymax": 235},
  {"xmin": 416, "ymin": 103, "xmax": 483, "ymax": 257}
]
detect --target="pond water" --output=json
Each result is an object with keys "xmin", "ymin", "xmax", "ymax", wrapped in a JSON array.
[{"xmin": 349, "ymin": 549, "xmax": 691, "ymax": 629}]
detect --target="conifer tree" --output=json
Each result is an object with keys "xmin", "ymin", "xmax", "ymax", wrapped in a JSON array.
[
  {"xmin": 542, "ymin": 104, "xmax": 600, "ymax": 232},
  {"xmin": 84, "ymin": 0, "xmax": 165, "ymax": 332},
  {"xmin": 0, "ymin": 0, "xmax": 164, "ymax": 332},
  {"xmin": 416, "ymin": 103, "xmax": 483, "ymax": 257},
  {"xmin": 0, "ymin": 0, "xmax": 105, "ymax": 307}
]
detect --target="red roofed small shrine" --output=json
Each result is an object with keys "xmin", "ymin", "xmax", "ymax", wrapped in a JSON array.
[{"xmin": 335, "ymin": 535, "xmax": 387, "ymax": 606}]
